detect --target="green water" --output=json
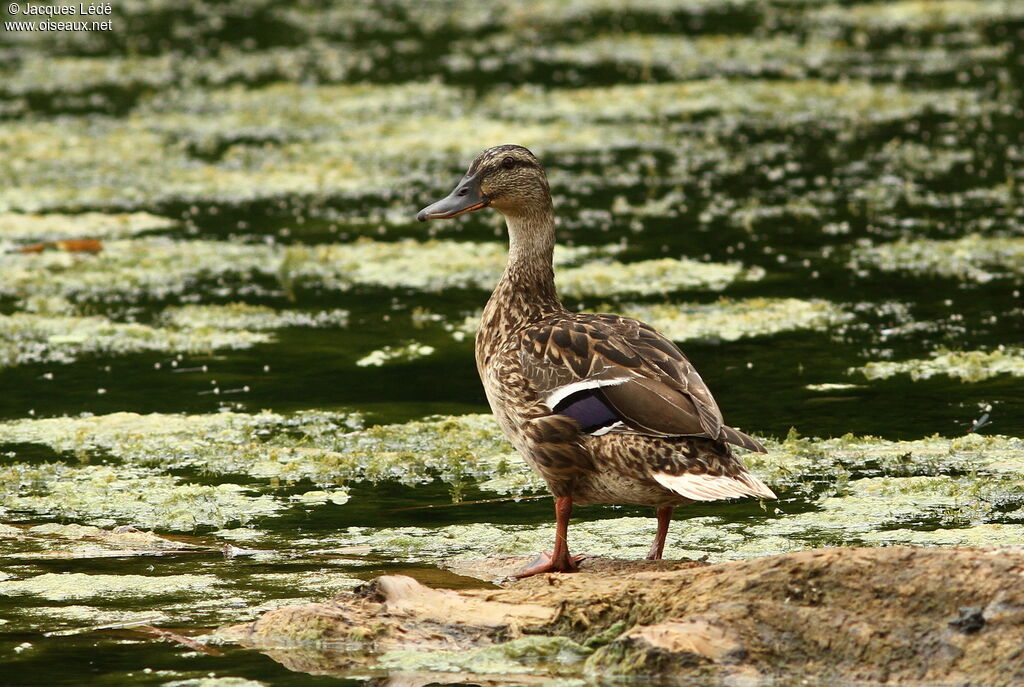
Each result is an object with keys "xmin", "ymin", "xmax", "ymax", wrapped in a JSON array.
[{"xmin": 1, "ymin": 1, "xmax": 1023, "ymax": 684}]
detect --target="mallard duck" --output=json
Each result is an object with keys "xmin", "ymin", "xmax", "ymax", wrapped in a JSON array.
[{"xmin": 417, "ymin": 145, "xmax": 774, "ymax": 577}]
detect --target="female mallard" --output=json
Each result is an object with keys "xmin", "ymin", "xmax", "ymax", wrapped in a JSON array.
[{"xmin": 417, "ymin": 145, "xmax": 774, "ymax": 577}]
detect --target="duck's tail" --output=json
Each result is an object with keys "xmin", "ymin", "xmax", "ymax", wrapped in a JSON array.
[
  {"xmin": 652, "ymin": 469, "xmax": 776, "ymax": 502},
  {"xmin": 720, "ymin": 424, "xmax": 767, "ymax": 453}
]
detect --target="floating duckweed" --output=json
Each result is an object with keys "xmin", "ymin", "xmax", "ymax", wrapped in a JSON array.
[
  {"xmin": 1, "ymin": 464, "xmax": 283, "ymax": 530},
  {"xmin": 350, "ymin": 516, "xmax": 775, "ymax": 564},
  {"xmin": 284, "ymin": 239, "xmax": 616, "ymax": 293},
  {"xmin": 870, "ymin": 140, "xmax": 973, "ymax": 178},
  {"xmin": 610, "ymin": 191, "xmax": 686, "ymax": 218},
  {"xmin": 0, "ymin": 572, "xmax": 219, "ymax": 601},
  {"xmin": 810, "ymin": 0, "xmax": 1024, "ymax": 31},
  {"xmin": 4, "ymin": 408, "xmax": 1023, "ymax": 542},
  {"xmin": 847, "ymin": 177, "xmax": 1015, "ymax": 225},
  {"xmin": 15, "ymin": 295, "xmax": 78, "ymax": 316},
  {"xmin": 805, "ymin": 383, "xmax": 861, "ymax": 391},
  {"xmin": 293, "ymin": 413, "xmax": 527, "ymax": 487},
  {"xmin": 160, "ymin": 303, "xmax": 350, "ymax": 330},
  {"xmin": 0, "ymin": 411, "xmax": 530, "ymax": 500},
  {"xmin": 20, "ymin": 606, "xmax": 169, "ymax": 631},
  {"xmin": 850, "ymin": 235, "xmax": 1024, "ymax": 283},
  {"xmin": 352, "ymin": 519, "xmax": 683, "ymax": 562},
  {"xmin": 0, "ymin": 212, "xmax": 174, "ymax": 242},
  {"xmin": 828, "ymin": 475, "xmax": 963, "ymax": 520},
  {"xmin": 0, "ymin": 238, "xmax": 275, "ymax": 304},
  {"xmin": 0, "ymin": 46, "xmax": 382, "ymax": 104},
  {"xmin": 0, "ymin": 73, "xmax": 987, "ymax": 214},
  {"xmin": 0, "ymin": 410, "xmax": 355, "ymax": 478},
  {"xmin": 348, "ymin": 451, "xmax": 1024, "ymax": 564},
  {"xmin": 611, "ymin": 298, "xmax": 849, "ymax": 341},
  {"xmin": 144, "ymin": 81, "xmax": 465, "ymax": 128},
  {"xmin": 0, "ymin": 82, "xmax": 627, "ymax": 212},
  {"xmin": 749, "ymin": 472, "xmax": 1024, "ymax": 544},
  {"xmin": 292, "ymin": 490, "xmax": 350, "ymax": 506},
  {"xmin": 852, "ymin": 347, "xmax": 1024, "ymax": 382},
  {"xmin": 1, "ymin": 54, "xmax": 176, "ymax": 95},
  {"xmin": 474, "ymin": 31, "xmax": 1009, "ymax": 85},
  {"xmin": 749, "ymin": 431, "xmax": 1024, "ymax": 492},
  {"xmin": 356, "ymin": 342, "xmax": 436, "ymax": 367},
  {"xmin": 728, "ymin": 198, "xmax": 823, "ymax": 232},
  {"xmin": 211, "ymin": 528, "xmax": 266, "ymax": 543},
  {"xmin": 558, "ymin": 258, "xmax": 765, "ymax": 298},
  {"xmin": 0, "ymin": 312, "xmax": 271, "ymax": 369},
  {"xmin": 164, "ymin": 678, "xmax": 268, "ymax": 687},
  {"xmin": 18, "ymin": 523, "xmax": 201, "ymax": 557},
  {"xmin": 488, "ymin": 79, "xmax": 976, "ymax": 125},
  {"xmin": 246, "ymin": 571, "xmax": 362, "ymax": 596},
  {"xmin": 858, "ymin": 523, "xmax": 1024, "ymax": 547},
  {"xmin": 477, "ymin": 468, "xmax": 547, "ymax": 496},
  {"xmin": 0, "ymin": 237, "xmax": 617, "ymax": 305},
  {"xmin": 450, "ymin": 33, "xmax": 821, "ymax": 81},
  {"xmin": 278, "ymin": 0, "xmax": 756, "ymax": 41},
  {"xmin": 0, "ymin": 411, "xmax": 332, "ymax": 458}
]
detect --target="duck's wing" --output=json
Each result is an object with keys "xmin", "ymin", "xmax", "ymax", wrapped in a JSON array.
[{"xmin": 518, "ymin": 313, "xmax": 766, "ymax": 453}]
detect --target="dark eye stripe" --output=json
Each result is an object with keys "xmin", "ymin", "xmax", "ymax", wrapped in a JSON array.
[{"xmin": 500, "ymin": 157, "xmax": 529, "ymax": 171}]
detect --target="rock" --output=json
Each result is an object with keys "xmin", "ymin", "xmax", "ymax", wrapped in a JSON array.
[
  {"xmin": 215, "ymin": 572, "xmax": 553, "ymax": 654},
  {"xmin": 217, "ymin": 547, "xmax": 1024, "ymax": 684},
  {"xmin": 445, "ymin": 554, "xmax": 704, "ymax": 581},
  {"xmin": 625, "ymin": 619, "xmax": 747, "ymax": 663}
]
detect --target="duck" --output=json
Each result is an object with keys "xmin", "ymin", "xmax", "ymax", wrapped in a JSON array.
[{"xmin": 417, "ymin": 144, "xmax": 775, "ymax": 578}]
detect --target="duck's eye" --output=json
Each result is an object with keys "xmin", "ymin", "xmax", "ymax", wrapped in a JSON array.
[{"xmin": 501, "ymin": 157, "xmax": 516, "ymax": 170}]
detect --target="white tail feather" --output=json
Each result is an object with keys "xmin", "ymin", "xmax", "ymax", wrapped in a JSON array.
[
  {"xmin": 653, "ymin": 471, "xmax": 776, "ymax": 502},
  {"xmin": 544, "ymin": 376, "xmax": 630, "ymax": 410},
  {"xmin": 589, "ymin": 421, "xmax": 625, "ymax": 436}
]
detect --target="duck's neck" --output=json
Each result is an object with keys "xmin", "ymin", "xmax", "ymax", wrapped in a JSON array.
[
  {"xmin": 478, "ymin": 207, "xmax": 563, "ymax": 352},
  {"xmin": 503, "ymin": 207, "xmax": 560, "ymax": 307}
]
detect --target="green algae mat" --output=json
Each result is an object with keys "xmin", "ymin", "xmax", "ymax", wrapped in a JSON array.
[{"xmin": 1, "ymin": 0, "xmax": 1023, "ymax": 684}]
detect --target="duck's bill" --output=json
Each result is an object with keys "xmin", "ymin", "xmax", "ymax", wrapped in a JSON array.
[{"xmin": 416, "ymin": 174, "xmax": 489, "ymax": 221}]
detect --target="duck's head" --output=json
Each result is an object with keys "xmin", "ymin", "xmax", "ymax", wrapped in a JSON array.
[{"xmin": 417, "ymin": 145, "xmax": 550, "ymax": 222}]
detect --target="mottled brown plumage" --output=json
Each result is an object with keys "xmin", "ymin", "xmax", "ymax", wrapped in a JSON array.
[{"xmin": 418, "ymin": 144, "xmax": 774, "ymax": 577}]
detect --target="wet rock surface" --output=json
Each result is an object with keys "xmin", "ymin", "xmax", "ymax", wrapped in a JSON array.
[{"xmin": 218, "ymin": 546, "xmax": 1024, "ymax": 684}]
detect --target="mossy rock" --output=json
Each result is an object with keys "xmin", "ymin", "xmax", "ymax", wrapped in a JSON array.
[{"xmin": 219, "ymin": 547, "xmax": 1024, "ymax": 684}]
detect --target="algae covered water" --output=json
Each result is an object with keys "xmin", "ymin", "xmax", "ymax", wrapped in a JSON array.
[{"xmin": 1, "ymin": 1, "xmax": 1023, "ymax": 684}]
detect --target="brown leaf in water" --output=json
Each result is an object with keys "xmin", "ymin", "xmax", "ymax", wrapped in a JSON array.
[
  {"xmin": 54, "ymin": 239, "xmax": 103, "ymax": 253},
  {"xmin": 18, "ymin": 239, "xmax": 103, "ymax": 254}
]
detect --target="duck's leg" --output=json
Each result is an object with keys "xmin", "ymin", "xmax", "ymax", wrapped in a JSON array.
[
  {"xmin": 512, "ymin": 495, "xmax": 585, "ymax": 578},
  {"xmin": 646, "ymin": 506, "xmax": 674, "ymax": 560}
]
